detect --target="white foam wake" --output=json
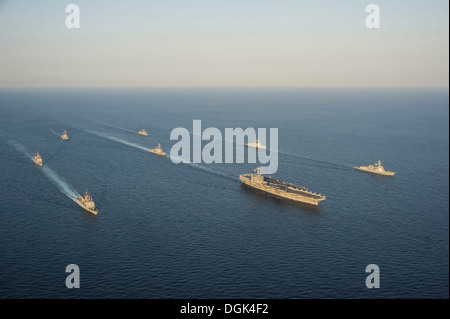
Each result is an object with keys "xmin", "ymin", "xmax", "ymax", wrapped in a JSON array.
[
  {"xmin": 168, "ymin": 153, "xmax": 235, "ymax": 181},
  {"xmin": 50, "ymin": 129, "xmax": 61, "ymax": 137},
  {"xmin": 7, "ymin": 139, "xmax": 81, "ymax": 200},
  {"xmin": 7, "ymin": 140, "xmax": 33, "ymax": 159},
  {"xmin": 87, "ymin": 129, "xmax": 235, "ymax": 181},
  {"xmin": 86, "ymin": 129, "xmax": 149, "ymax": 152},
  {"xmin": 96, "ymin": 122, "xmax": 136, "ymax": 134},
  {"xmin": 274, "ymin": 149, "xmax": 352, "ymax": 170},
  {"xmin": 42, "ymin": 166, "xmax": 81, "ymax": 200}
]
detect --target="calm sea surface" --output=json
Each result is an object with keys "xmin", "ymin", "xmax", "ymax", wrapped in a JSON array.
[{"xmin": 0, "ymin": 88, "xmax": 448, "ymax": 298}]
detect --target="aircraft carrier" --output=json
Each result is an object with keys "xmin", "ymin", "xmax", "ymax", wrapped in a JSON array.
[{"xmin": 240, "ymin": 168, "xmax": 326, "ymax": 206}]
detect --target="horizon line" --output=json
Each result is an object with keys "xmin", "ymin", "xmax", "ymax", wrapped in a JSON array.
[{"xmin": 0, "ymin": 86, "xmax": 448, "ymax": 89}]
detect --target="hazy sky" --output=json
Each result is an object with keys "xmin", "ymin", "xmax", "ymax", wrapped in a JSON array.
[{"xmin": 0, "ymin": 0, "xmax": 448, "ymax": 87}]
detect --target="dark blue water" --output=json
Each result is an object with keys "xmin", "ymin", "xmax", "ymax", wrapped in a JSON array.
[{"xmin": 0, "ymin": 88, "xmax": 448, "ymax": 298}]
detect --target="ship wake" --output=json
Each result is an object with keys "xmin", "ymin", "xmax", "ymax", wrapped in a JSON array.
[
  {"xmin": 50, "ymin": 129, "xmax": 61, "ymax": 137},
  {"xmin": 7, "ymin": 139, "xmax": 81, "ymax": 201},
  {"xmin": 276, "ymin": 150, "xmax": 353, "ymax": 171},
  {"xmin": 96, "ymin": 122, "xmax": 136, "ymax": 134},
  {"xmin": 42, "ymin": 166, "xmax": 81, "ymax": 200},
  {"xmin": 86, "ymin": 129, "xmax": 148, "ymax": 152},
  {"xmin": 86, "ymin": 129, "xmax": 235, "ymax": 181},
  {"xmin": 7, "ymin": 140, "xmax": 33, "ymax": 159},
  {"xmin": 168, "ymin": 153, "xmax": 236, "ymax": 181},
  {"xmin": 84, "ymin": 129, "xmax": 236, "ymax": 181}
]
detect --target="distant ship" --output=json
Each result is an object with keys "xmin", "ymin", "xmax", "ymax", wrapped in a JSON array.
[
  {"xmin": 240, "ymin": 168, "xmax": 326, "ymax": 206},
  {"xmin": 245, "ymin": 138, "xmax": 266, "ymax": 149},
  {"xmin": 75, "ymin": 190, "xmax": 98, "ymax": 215},
  {"xmin": 138, "ymin": 129, "xmax": 149, "ymax": 136},
  {"xmin": 32, "ymin": 152, "xmax": 43, "ymax": 167},
  {"xmin": 149, "ymin": 143, "xmax": 166, "ymax": 156},
  {"xmin": 60, "ymin": 130, "xmax": 69, "ymax": 140},
  {"xmin": 355, "ymin": 160, "xmax": 395, "ymax": 176}
]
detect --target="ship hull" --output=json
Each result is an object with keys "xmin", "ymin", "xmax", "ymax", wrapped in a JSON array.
[
  {"xmin": 354, "ymin": 167, "xmax": 395, "ymax": 176},
  {"xmin": 61, "ymin": 137, "xmax": 69, "ymax": 140},
  {"xmin": 245, "ymin": 143, "xmax": 266, "ymax": 150},
  {"xmin": 149, "ymin": 150, "xmax": 166, "ymax": 156},
  {"xmin": 74, "ymin": 199, "xmax": 98, "ymax": 215},
  {"xmin": 32, "ymin": 159, "xmax": 43, "ymax": 167},
  {"xmin": 138, "ymin": 132, "xmax": 149, "ymax": 136},
  {"xmin": 239, "ymin": 176, "xmax": 325, "ymax": 206}
]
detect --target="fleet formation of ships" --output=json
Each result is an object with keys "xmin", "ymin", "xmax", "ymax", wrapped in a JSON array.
[{"xmin": 31, "ymin": 129, "xmax": 395, "ymax": 214}]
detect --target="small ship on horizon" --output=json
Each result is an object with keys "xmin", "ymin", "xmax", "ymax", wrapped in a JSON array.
[
  {"xmin": 240, "ymin": 168, "xmax": 326, "ymax": 206},
  {"xmin": 32, "ymin": 152, "xmax": 43, "ymax": 167},
  {"xmin": 245, "ymin": 138, "xmax": 266, "ymax": 149},
  {"xmin": 355, "ymin": 160, "xmax": 395, "ymax": 176},
  {"xmin": 138, "ymin": 129, "xmax": 149, "ymax": 136},
  {"xmin": 60, "ymin": 130, "xmax": 69, "ymax": 140}
]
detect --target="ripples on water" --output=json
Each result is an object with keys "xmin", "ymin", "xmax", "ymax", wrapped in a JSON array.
[{"xmin": 0, "ymin": 88, "xmax": 448, "ymax": 298}]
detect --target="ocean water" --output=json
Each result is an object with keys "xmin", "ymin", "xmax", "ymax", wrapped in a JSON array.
[{"xmin": 0, "ymin": 88, "xmax": 448, "ymax": 299}]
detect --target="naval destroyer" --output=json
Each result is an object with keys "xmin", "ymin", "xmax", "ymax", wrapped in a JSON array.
[{"xmin": 355, "ymin": 160, "xmax": 395, "ymax": 176}]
